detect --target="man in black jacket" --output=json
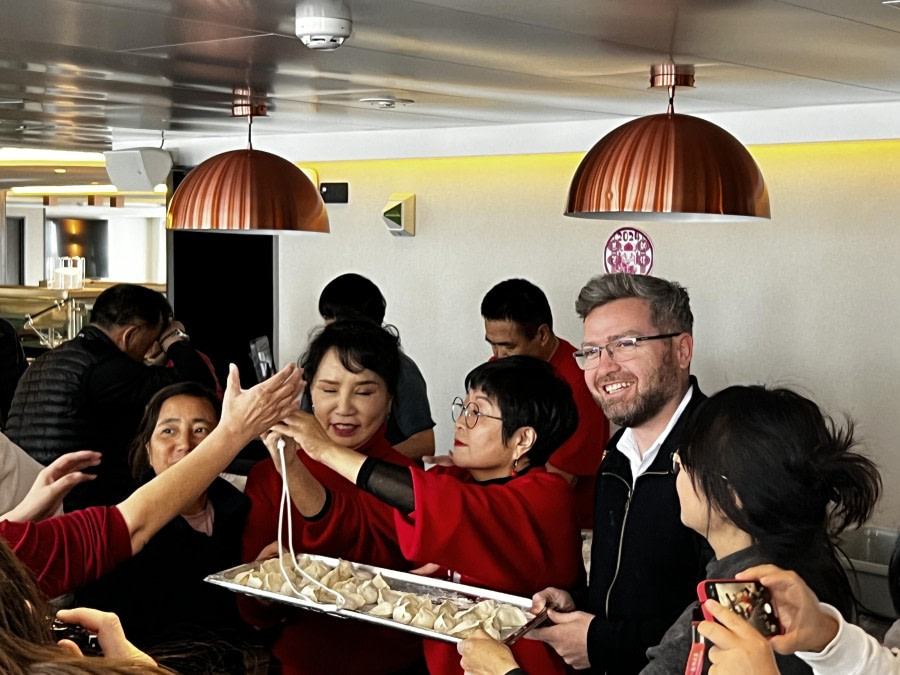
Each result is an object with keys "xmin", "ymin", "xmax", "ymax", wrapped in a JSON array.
[
  {"xmin": 529, "ymin": 273, "xmax": 710, "ymax": 674},
  {"xmin": 6, "ymin": 284, "xmax": 216, "ymax": 510}
]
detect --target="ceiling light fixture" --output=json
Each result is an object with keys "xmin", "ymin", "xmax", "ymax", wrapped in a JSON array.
[
  {"xmin": 167, "ymin": 90, "xmax": 329, "ymax": 233},
  {"xmin": 566, "ymin": 64, "xmax": 770, "ymax": 222},
  {"xmin": 360, "ymin": 97, "xmax": 414, "ymax": 109}
]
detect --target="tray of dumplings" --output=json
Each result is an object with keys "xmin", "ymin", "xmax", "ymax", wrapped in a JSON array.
[{"xmin": 206, "ymin": 552, "xmax": 546, "ymax": 644}]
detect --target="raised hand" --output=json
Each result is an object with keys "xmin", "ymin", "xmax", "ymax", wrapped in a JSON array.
[{"xmin": 1, "ymin": 450, "xmax": 101, "ymax": 522}]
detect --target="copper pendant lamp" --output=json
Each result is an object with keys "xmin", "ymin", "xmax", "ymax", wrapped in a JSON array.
[
  {"xmin": 566, "ymin": 65, "xmax": 770, "ymax": 222},
  {"xmin": 167, "ymin": 98, "xmax": 329, "ymax": 232}
]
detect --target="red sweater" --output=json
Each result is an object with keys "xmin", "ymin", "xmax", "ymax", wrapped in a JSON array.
[
  {"xmin": 1, "ymin": 506, "xmax": 132, "ymax": 598},
  {"xmin": 240, "ymin": 430, "xmax": 423, "ymax": 674},
  {"xmin": 549, "ymin": 337, "xmax": 610, "ymax": 528},
  {"xmin": 395, "ymin": 465, "xmax": 584, "ymax": 675}
]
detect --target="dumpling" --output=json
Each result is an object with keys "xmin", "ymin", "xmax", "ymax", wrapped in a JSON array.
[
  {"xmin": 368, "ymin": 601, "xmax": 394, "ymax": 617},
  {"xmin": 493, "ymin": 604, "xmax": 529, "ymax": 631},
  {"xmin": 393, "ymin": 601, "xmax": 414, "ymax": 625},
  {"xmin": 332, "ymin": 578, "xmax": 358, "ymax": 593},
  {"xmin": 448, "ymin": 618, "xmax": 481, "ymax": 638},
  {"xmin": 371, "ymin": 573, "xmax": 389, "ymax": 590},
  {"xmin": 336, "ymin": 559, "xmax": 355, "ymax": 580},
  {"xmin": 378, "ymin": 588, "xmax": 402, "ymax": 605},
  {"xmin": 411, "ymin": 607, "xmax": 437, "ymax": 630},
  {"xmin": 262, "ymin": 572, "xmax": 284, "ymax": 591},
  {"xmin": 338, "ymin": 590, "xmax": 367, "ymax": 610},
  {"xmin": 320, "ymin": 567, "xmax": 342, "ymax": 588},
  {"xmin": 433, "ymin": 612, "xmax": 458, "ymax": 634},
  {"xmin": 435, "ymin": 600, "xmax": 458, "ymax": 616},
  {"xmin": 480, "ymin": 616, "xmax": 501, "ymax": 640},
  {"xmin": 303, "ymin": 561, "xmax": 331, "ymax": 580},
  {"xmin": 357, "ymin": 579, "xmax": 379, "ymax": 605}
]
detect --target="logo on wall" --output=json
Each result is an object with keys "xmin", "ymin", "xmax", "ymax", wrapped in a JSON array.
[{"xmin": 604, "ymin": 227, "xmax": 654, "ymax": 275}]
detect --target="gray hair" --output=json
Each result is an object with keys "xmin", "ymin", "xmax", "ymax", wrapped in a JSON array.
[{"xmin": 575, "ymin": 273, "xmax": 693, "ymax": 334}]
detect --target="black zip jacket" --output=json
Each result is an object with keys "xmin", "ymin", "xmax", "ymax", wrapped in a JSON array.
[{"xmin": 583, "ymin": 376, "xmax": 712, "ymax": 674}]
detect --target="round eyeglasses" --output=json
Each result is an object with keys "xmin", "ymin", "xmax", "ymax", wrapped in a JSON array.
[
  {"xmin": 451, "ymin": 396, "xmax": 503, "ymax": 429},
  {"xmin": 573, "ymin": 332, "xmax": 681, "ymax": 370}
]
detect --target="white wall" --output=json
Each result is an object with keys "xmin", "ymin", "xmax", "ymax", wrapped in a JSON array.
[{"xmin": 277, "ymin": 142, "xmax": 900, "ymax": 529}]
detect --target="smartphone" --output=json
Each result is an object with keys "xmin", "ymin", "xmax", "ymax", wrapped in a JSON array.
[{"xmin": 697, "ymin": 579, "xmax": 782, "ymax": 637}]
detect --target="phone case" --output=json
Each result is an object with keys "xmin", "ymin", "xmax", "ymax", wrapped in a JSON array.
[{"xmin": 696, "ymin": 578, "xmax": 782, "ymax": 637}]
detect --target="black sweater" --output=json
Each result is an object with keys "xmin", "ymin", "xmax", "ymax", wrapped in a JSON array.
[{"xmin": 584, "ymin": 377, "xmax": 712, "ymax": 674}]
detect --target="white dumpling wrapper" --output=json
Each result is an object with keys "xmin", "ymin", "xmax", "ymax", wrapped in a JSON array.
[
  {"xmin": 433, "ymin": 612, "xmax": 458, "ymax": 634},
  {"xmin": 411, "ymin": 607, "xmax": 437, "ymax": 630},
  {"xmin": 393, "ymin": 601, "xmax": 414, "ymax": 625},
  {"xmin": 357, "ymin": 579, "xmax": 379, "ymax": 605},
  {"xmin": 448, "ymin": 618, "xmax": 481, "ymax": 638},
  {"xmin": 368, "ymin": 601, "xmax": 395, "ymax": 617}
]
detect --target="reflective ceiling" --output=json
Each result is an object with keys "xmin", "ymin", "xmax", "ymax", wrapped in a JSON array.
[{"xmin": 1, "ymin": 0, "xmax": 899, "ymax": 153}]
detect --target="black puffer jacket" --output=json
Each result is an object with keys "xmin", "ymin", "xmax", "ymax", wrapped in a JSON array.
[
  {"xmin": 584, "ymin": 377, "xmax": 712, "ymax": 675},
  {"xmin": 6, "ymin": 325, "xmax": 216, "ymax": 509}
]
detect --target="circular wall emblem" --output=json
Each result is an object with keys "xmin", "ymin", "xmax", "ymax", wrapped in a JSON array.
[{"xmin": 603, "ymin": 227, "xmax": 654, "ymax": 275}]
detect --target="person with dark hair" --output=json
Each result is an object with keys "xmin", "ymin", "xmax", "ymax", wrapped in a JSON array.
[
  {"xmin": 75, "ymin": 382, "xmax": 253, "ymax": 672},
  {"xmin": 5, "ymin": 283, "xmax": 217, "ymax": 510},
  {"xmin": 306, "ymin": 272, "xmax": 435, "ymax": 462},
  {"xmin": 642, "ymin": 385, "xmax": 881, "ymax": 674},
  {"xmin": 480, "ymin": 278, "xmax": 609, "ymax": 528},
  {"xmin": 240, "ymin": 319, "xmax": 425, "ymax": 675},
  {"xmin": 0, "ymin": 363, "xmax": 300, "ymax": 674},
  {"xmin": 272, "ymin": 355, "xmax": 584, "ymax": 674},
  {"xmin": 524, "ymin": 273, "xmax": 709, "ymax": 674}
]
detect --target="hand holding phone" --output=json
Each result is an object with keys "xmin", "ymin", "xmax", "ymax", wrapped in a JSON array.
[{"xmin": 697, "ymin": 579, "xmax": 782, "ymax": 637}]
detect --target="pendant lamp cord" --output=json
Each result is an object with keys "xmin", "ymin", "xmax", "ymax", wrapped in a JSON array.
[
  {"xmin": 667, "ymin": 85, "xmax": 676, "ymax": 116},
  {"xmin": 247, "ymin": 113, "xmax": 253, "ymax": 150}
]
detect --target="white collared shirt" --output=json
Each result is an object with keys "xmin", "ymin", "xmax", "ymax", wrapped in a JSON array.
[{"xmin": 616, "ymin": 385, "xmax": 694, "ymax": 486}]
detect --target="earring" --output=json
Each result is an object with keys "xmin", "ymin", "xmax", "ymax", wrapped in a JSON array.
[{"xmin": 510, "ymin": 456, "xmax": 519, "ymax": 478}]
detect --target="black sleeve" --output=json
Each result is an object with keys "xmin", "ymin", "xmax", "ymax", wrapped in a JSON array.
[{"xmin": 356, "ymin": 457, "xmax": 415, "ymax": 513}]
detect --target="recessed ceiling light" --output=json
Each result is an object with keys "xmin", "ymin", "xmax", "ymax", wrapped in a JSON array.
[
  {"xmin": 359, "ymin": 97, "xmax": 414, "ymax": 109},
  {"xmin": 53, "ymin": 168, "xmax": 67, "ymax": 174}
]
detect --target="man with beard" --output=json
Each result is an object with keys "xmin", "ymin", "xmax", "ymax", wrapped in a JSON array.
[{"xmin": 527, "ymin": 273, "xmax": 710, "ymax": 674}]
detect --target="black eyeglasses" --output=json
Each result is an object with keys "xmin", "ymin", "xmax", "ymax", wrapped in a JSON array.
[
  {"xmin": 573, "ymin": 333, "xmax": 681, "ymax": 370},
  {"xmin": 451, "ymin": 397, "xmax": 503, "ymax": 429}
]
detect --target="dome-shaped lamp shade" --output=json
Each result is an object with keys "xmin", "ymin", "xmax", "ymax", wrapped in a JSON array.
[
  {"xmin": 566, "ymin": 113, "xmax": 770, "ymax": 222},
  {"xmin": 167, "ymin": 149, "xmax": 329, "ymax": 232}
]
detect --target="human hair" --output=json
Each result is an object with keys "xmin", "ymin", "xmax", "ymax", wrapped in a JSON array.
[
  {"xmin": 90, "ymin": 284, "xmax": 171, "ymax": 331},
  {"xmin": 318, "ymin": 273, "xmax": 387, "ymax": 324},
  {"xmin": 129, "ymin": 382, "xmax": 221, "ymax": 482},
  {"xmin": 0, "ymin": 540, "xmax": 168, "ymax": 674},
  {"xmin": 679, "ymin": 385, "xmax": 881, "ymax": 619},
  {"xmin": 575, "ymin": 273, "xmax": 693, "ymax": 334},
  {"xmin": 480, "ymin": 279, "xmax": 553, "ymax": 339},
  {"xmin": 300, "ymin": 319, "xmax": 400, "ymax": 397},
  {"xmin": 464, "ymin": 356, "xmax": 577, "ymax": 467}
]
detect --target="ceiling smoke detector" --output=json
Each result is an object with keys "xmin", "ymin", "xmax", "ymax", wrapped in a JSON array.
[
  {"xmin": 295, "ymin": 0, "xmax": 352, "ymax": 51},
  {"xmin": 359, "ymin": 97, "xmax": 414, "ymax": 109}
]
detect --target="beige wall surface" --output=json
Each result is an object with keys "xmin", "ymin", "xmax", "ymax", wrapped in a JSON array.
[{"xmin": 278, "ymin": 141, "xmax": 900, "ymax": 529}]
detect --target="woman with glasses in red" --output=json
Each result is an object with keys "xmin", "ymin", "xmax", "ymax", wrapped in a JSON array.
[{"xmin": 272, "ymin": 354, "xmax": 584, "ymax": 675}]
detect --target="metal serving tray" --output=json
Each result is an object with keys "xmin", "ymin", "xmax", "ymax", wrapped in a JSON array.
[{"xmin": 206, "ymin": 553, "xmax": 548, "ymax": 644}]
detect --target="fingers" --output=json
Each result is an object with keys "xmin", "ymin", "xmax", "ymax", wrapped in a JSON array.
[
  {"xmin": 547, "ymin": 608, "xmax": 580, "ymax": 624},
  {"xmin": 702, "ymin": 600, "xmax": 758, "ymax": 638},
  {"xmin": 44, "ymin": 450, "xmax": 101, "ymax": 479},
  {"xmin": 225, "ymin": 363, "xmax": 241, "ymax": 396}
]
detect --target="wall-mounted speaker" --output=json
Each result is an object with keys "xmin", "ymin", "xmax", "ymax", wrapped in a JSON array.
[{"xmin": 104, "ymin": 148, "xmax": 173, "ymax": 191}]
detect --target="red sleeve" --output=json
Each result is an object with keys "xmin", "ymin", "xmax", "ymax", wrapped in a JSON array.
[
  {"xmin": 394, "ymin": 468, "xmax": 583, "ymax": 595},
  {"xmin": 547, "ymin": 339, "xmax": 609, "ymax": 476},
  {"xmin": 1, "ymin": 506, "xmax": 132, "ymax": 598}
]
